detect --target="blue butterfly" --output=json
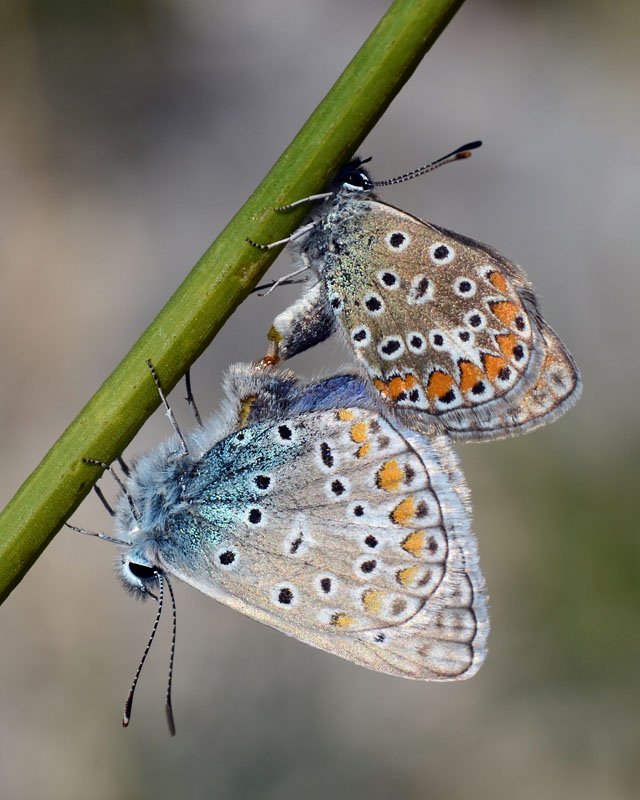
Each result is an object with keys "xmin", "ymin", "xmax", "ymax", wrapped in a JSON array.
[{"xmin": 71, "ymin": 362, "xmax": 488, "ymax": 731}]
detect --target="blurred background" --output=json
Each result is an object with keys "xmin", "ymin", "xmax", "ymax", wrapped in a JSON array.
[{"xmin": 1, "ymin": 1, "xmax": 638, "ymax": 798}]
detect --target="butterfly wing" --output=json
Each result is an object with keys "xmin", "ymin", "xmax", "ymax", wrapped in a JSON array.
[
  {"xmin": 442, "ymin": 317, "xmax": 581, "ymax": 439},
  {"xmin": 319, "ymin": 200, "xmax": 580, "ymax": 439},
  {"xmin": 164, "ymin": 405, "xmax": 488, "ymax": 680}
]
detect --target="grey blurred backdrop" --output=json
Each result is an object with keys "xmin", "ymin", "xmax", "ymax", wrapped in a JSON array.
[{"xmin": 1, "ymin": 1, "xmax": 638, "ymax": 798}]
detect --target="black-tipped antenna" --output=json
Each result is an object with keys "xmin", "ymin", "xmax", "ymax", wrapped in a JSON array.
[
  {"xmin": 123, "ymin": 572, "xmax": 164, "ymax": 730},
  {"xmin": 83, "ymin": 459, "xmax": 141, "ymax": 525},
  {"xmin": 93, "ymin": 485, "xmax": 114, "ymax": 517},
  {"xmin": 373, "ymin": 140, "xmax": 482, "ymax": 187},
  {"xmin": 164, "ymin": 576, "xmax": 177, "ymax": 736},
  {"xmin": 146, "ymin": 360, "xmax": 189, "ymax": 457},
  {"xmin": 184, "ymin": 369, "xmax": 203, "ymax": 428},
  {"xmin": 65, "ymin": 521, "xmax": 128, "ymax": 547}
]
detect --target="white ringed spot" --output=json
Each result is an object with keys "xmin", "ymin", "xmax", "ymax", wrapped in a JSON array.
[
  {"xmin": 454, "ymin": 277, "xmax": 477, "ymax": 297},
  {"xmin": 325, "ymin": 475, "xmax": 351, "ymax": 500},
  {"xmin": 376, "ymin": 270, "xmax": 400, "ymax": 290},
  {"xmin": 315, "ymin": 573, "xmax": 338, "ymax": 598},
  {"xmin": 453, "ymin": 327, "xmax": 475, "ymax": 347},
  {"xmin": 354, "ymin": 555, "xmax": 383, "ymax": 578},
  {"xmin": 406, "ymin": 331, "xmax": 427, "ymax": 354},
  {"xmin": 384, "ymin": 231, "xmax": 411, "ymax": 252},
  {"xmin": 429, "ymin": 330, "xmax": 449, "ymax": 352},
  {"xmin": 429, "ymin": 242, "xmax": 455, "ymax": 265},
  {"xmin": 215, "ymin": 547, "xmax": 239, "ymax": 571},
  {"xmin": 464, "ymin": 309, "xmax": 487, "ymax": 331},
  {"xmin": 349, "ymin": 501, "xmax": 368, "ymax": 520},
  {"xmin": 351, "ymin": 325, "xmax": 371, "ymax": 348},
  {"xmin": 245, "ymin": 506, "xmax": 266, "ymax": 527},
  {"xmin": 253, "ymin": 473, "xmax": 272, "ymax": 492},
  {"xmin": 377, "ymin": 335, "xmax": 405, "ymax": 361},
  {"xmin": 363, "ymin": 292, "xmax": 385, "ymax": 317},
  {"xmin": 272, "ymin": 421, "xmax": 297, "ymax": 445},
  {"xmin": 270, "ymin": 583, "xmax": 299, "ymax": 608}
]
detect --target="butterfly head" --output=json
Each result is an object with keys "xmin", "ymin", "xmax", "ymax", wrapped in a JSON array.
[
  {"xmin": 119, "ymin": 548, "xmax": 163, "ymax": 599},
  {"xmin": 332, "ymin": 157, "xmax": 375, "ymax": 195},
  {"xmin": 112, "ymin": 449, "xmax": 187, "ymax": 599},
  {"xmin": 114, "ymin": 506, "xmax": 165, "ymax": 599}
]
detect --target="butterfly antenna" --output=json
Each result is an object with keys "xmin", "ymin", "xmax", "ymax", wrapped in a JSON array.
[
  {"xmin": 164, "ymin": 575, "xmax": 177, "ymax": 736},
  {"xmin": 65, "ymin": 521, "xmax": 128, "ymax": 547},
  {"xmin": 184, "ymin": 369, "xmax": 203, "ymax": 428},
  {"xmin": 93, "ymin": 484, "xmax": 114, "ymax": 517},
  {"xmin": 373, "ymin": 140, "xmax": 482, "ymax": 186},
  {"xmin": 123, "ymin": 572, "xmax": 164, "ymax": 730},
  {"xmin": 84, "ymin": 458, "xmax": 141, "ymax": 525},
  {"xmin": 146, "ymin": 360, "xmax": 189, "ymax": 457},
  {"xmin": 117, "ymin": 456, "xmax": 131, "ymax": 477}
]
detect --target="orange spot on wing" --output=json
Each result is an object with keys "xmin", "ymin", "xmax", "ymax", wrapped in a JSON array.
[
  {"xmin": 387, "ymin": 376, "xmax": 405, "ymax": 399},
  {"xmin": 396, "ymin": 565, "xmax": 420, "ymax": 587},
  {"xmin": 427, "ymin": 371, "xmax": 455, "ymax": 400},
  {"xmin": 404, "ymin": 373, "xmax": 419, "ymax": 389},
  {"xmin": 350, "ymin": 422, "xmax": 368, "ymax": 443},
  {"xmin": 356, "ymin": 442, "xmax": 370, "ymax": 458},
  {"xmin": 338, "ymin": 409, "xmax": 354, "ymax": 421},
  {"xmin": 382, "ymin": 372, "xmax": 419, "ymax": 400},
  {"xmin": 330, "ymin": 612, "xmax": 357, "ymax": 629},
  {"xmin": 376, "ymin": 459, "xmax": 404, "ymax": 492},
  {"xmin": 374, "ymin": 379, "xmax": 390, "ymax": 399},
  {"xmin": 362, "ymin": 589, "xmax": 383, "ymax": 614},
  {"xmin": 490, "ymin": 301, "xmax": 519, "ymax": 327},
  {"xmin": 482, "ymin": 353, "xmax": 508, "ymax": 381},
  {"xmin": 489, "ymin": 271, "xmax": 508, "ymax": 292},
  {"xmin": 496, "ymin": 333, "xmax": 517, "ymax": 359},
  {"xmin": 459, "ymin": 361, "xmax": 485, "ymax": 393},
  {"xmin": 401, "ymin": 530, "xmax": 425, "ymax": 557},
  {"xmin": 392, "ymin": 497, "xmax": 416, "ymax": 525}
]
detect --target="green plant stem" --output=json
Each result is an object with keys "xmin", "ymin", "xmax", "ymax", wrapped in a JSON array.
[{"xmin": 0, "ymin": 0, "xmax": 465, "ymax": 604}]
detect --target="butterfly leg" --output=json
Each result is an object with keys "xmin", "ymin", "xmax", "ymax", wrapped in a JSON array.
[
  {"xmin": 261, "ymin": 282, "xmax": 336, "ymax": 365},
  {"xmin": 246, "ymin": 222, "xmax": 317, "ymax": 251}
]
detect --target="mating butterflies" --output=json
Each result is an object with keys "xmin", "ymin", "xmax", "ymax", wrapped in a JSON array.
[{"xmin": 252, "ymin": 142, "xmax": 581, "ymax": 441}]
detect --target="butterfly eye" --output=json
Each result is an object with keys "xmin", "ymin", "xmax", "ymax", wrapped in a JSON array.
[
  {"xmin": 128, "ymin": 562, "xmax": 157, "ymax": 581},
  {"xmin": 342, "ymin": 170, "xmax": 373, "ymax": 192}
]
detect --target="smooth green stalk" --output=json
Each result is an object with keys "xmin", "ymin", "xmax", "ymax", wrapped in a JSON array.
[{"xmin": 0, "ymin": 0, "xmax": 465, "ymax": 604}]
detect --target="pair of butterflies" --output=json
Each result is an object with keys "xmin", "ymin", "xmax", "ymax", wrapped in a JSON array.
[{"xmin": 77, "ymin": 143, "xmax": 580, "ymax": 731}]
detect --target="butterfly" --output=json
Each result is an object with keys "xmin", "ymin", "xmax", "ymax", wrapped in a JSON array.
[
  {"xmin": 70, "ymin": 362, "xmax": 489, "ymax": 730},
  {"xmin": 250, "ymin": 142, "xmax": 582, "ymax": 441}
]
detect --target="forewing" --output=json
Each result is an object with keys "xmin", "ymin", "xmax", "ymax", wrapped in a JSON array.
[{"xmin": 171, "ymin": 407, "xmax": 488, "ymax": 680}]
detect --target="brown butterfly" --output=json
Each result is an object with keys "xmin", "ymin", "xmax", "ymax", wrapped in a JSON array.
[{"xmin": 250, "ymin": 143, "xmax": 581, "ymax": 441}]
